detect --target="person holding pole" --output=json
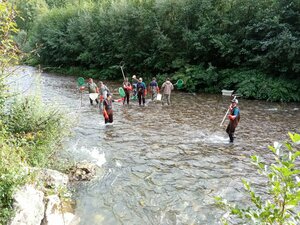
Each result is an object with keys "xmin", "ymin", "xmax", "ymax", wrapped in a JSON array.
[
  {"xmin": 226, "ymin": 98, "xmax": 240, "ymax": 143},
  {"xmin": 123, "ymin": 77, "xmax": 132, "ymax": 105}
]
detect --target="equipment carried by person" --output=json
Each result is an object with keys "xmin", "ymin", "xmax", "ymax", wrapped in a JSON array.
[
  {"xmin": 220, "ymin": 95, "xmax": 237, "ymax": 126},
  {"xmin": 118, "ymin": 87, "xmax": 125, "ymax": 97},
  {"xmin": 175, "ymin": 79, "xmax": 184, "ymax": 89},
  {"xmin": 89, "ymin": 93, "xmax": 99, "ymax": 101},
  {"xmin": 77, "ymin": 77, "xmax": 85, "ymax": 86},
  {"xmin": 156, "ymin": 93, "xmax": 162, "ymax": 101}
]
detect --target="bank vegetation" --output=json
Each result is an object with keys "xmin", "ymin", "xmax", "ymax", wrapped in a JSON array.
[{"xmin": 10, "ymin": 0, "xmax": 300, "ymax": 102}]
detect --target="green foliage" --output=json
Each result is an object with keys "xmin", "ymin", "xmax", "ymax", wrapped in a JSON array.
[
  {"xmin": 10, "ymin": 0, "xmax": 49, "ymax": 32},
  {"xmin": 173, "ymin": 64, "xmax": 220, "ymax": 93},
  {"xmin": 0, "ymin": 1, "xmax": 21, "ymax": 112},
  {"xmin": 0, "ymin": 95, "xmax": 70, "ymax": 224},
  {"xmin": 220, "ymin": 69, "xmax": 300, "ymax": 102},
  {"xmin": 17, "ymin": 0, "xmax": 300, "ymax": 101},
  {"xmin": 216, "ymin": 132, "xmax": 300, "ymax": 225},
  {"xmin": 0, "ymin": 1, "xmax": 20, "ymax": 69},
  {"xmin": 0, "ymin": 2, "xmax": 71, "ymax": 223},
  {"xmin": 5, "ymin": 96, "xmax": 70, "ymax": 166},
  {"xmin": 0, "ymin": 128, "xmax": 26, "ymax": 224}
]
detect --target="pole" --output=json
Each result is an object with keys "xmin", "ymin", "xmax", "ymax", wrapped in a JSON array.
[
  {"xmin": 80, "ymin": 91, "xmax": 82, "ymax": 107},
  {"xmin": 220, "ymin": 108, "xmax": 229, "ymax": 127},
  {"xmin": 120, "ymin": 66, "xmax": 125, "ymax": 80},
  {"xmin": 220, "ymin": 95, "xmax": 236, "ymax": 127}
]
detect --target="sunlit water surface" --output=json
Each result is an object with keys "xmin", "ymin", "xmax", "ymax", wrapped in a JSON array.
[{"xmin": 8, "ymin": 66, "xmax": 300, "ymax": 225}]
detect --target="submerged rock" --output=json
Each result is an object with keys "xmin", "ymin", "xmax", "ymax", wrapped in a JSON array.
[{"xmin": 68, "ymin": 161, "xmax": 96, "ymax": 181}]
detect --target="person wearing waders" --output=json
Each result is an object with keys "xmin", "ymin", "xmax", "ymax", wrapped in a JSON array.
[
  {"xmin": 84, "ymin": 78, "xmax": 99, "ymax": 105},
  {"xmin": 98, "ymin": 81, "xmax": 110, "ymax": 110},
  {"xmin": 132, "ymin": 75, "xmax": 138, "ymax": 99},
  {"xmin": 161, "ymin": 78, "xmax": 174, "ymax": 105},
  {"xmin": 136, "ymin": 77, "xmax": 146, "ymax": 106},
  {"xmin": 103, "ymin": 93, "xmax": 114, "ymax": 124},
  {"xmin": 226, "ymin": 98, "xmax": 240, "ymax": 143},
  {"xmin": 149, "ymin": 77, "xmax": 158, "ymax": 101},
  {"xmin": 123, "ymin": 77, "xmax": 132, "ymax": 105}
]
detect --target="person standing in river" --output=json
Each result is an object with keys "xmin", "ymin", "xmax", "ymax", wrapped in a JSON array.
[
  {"xmin": 81, "ymin": 78, "xmax": 99, "ymax": 105},
  {"xmin": 226, "ymin": 98, "xmax": 240, "ymax": 143},
  {"xmin": 161, "ymin": 78, "xmax": 174, "ymax": 105},
  {"xmin": 102, "ymin": 93, "xmax": 114, "ymax": 124},
  {"xmin": 149, "ymin": 77, "xmax": 158, "ymax": 101},
  {"xmin": 132, "ymin": 75, "xmax": 138, "ymax": 99},
  {"xmin": 123, "ymin": 77, "xmax": 132, "ymax": 105},
  {"xmin": 136, "ymin": 77, "xmax": 146, "ymax": 106},
  {"xmin": 98, "ymin": 81, "xmax": 110, "ymax": 110}
]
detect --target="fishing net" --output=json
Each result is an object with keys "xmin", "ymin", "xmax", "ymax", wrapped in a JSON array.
[{"xmin": 77, "ymin": 77, "xmax": 85, "ymax": 86}]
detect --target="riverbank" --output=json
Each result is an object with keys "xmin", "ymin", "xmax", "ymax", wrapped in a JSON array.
[
  {"xmin": 39, "ymin": 65, "xmax": 300, "ymax": 102},
  {"xmin": 5, "ymin": 66, "xmax": 300, "ymax": 224},
  {"xmin": 1, "ymin": 67, "xmax": 73, "ymax": 224}
]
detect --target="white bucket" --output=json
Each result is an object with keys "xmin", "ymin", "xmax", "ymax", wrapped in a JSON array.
[
  {"xmin": 221, "ymin": 90, "xmax": 234, "ymax": 96},
  {"xmin": 89, "ymin": 93, "xmax": 99, "ymax": 100},
  {"xmin": 156, "ymin": 93, "xmax": 162, "ymax": 101}
]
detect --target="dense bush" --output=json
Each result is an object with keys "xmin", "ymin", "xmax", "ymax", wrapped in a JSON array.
[
  {"xmin": 5, "ymin": 96, "xmax": 70, "ymax": 166},
  {"xmin": 12, "ymin": 0, "xmax": 300, "ymax": 101}
]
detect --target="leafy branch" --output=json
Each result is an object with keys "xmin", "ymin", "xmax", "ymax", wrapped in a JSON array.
[{"xmin": 216, "ymin": 132, "xmax": 300, "ymax": 225}]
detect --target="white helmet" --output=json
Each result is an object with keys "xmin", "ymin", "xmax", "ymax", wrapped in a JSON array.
[{"xmin": 231, "ymin": 99, "xmax": 238, "ymax": 104}]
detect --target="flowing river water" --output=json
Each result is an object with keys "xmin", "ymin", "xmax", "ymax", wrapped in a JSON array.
[{"xmin": 9, "ymin": 66, "xmax": 300, "ymax": 224}]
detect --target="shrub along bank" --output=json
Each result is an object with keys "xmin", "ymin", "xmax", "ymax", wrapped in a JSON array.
[
  {"xmin": 0, "ymin": 96, "xmax": 70, "ymax": 224},
  {"xmin": 15, "ymin": 0, "xmax": 300, "ymax": 102},
  {"xmin": 1, "ymin": 2, "xmax": 71, "ymax": 224}
]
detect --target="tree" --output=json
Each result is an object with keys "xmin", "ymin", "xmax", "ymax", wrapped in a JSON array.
[{"xmin": 0, "ymin": 0, "xmax": 21, "ymax": 109}]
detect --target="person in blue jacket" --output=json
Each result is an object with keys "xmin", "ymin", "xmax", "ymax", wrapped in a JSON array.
[
  {"xmin": 136, "ymin": 77, "xmax": 146, "ymax": 106},
  {"xmin": 226, "ymin": 98, "xmax": 240, "ymax": 142}
]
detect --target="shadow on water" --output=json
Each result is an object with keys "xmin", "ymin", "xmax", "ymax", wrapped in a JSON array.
[{"xmin": 9, "ymin": 66, "xmax": 300, "ymax": 225}]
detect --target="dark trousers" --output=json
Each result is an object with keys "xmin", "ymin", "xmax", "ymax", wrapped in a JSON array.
[
  {"xmin": 90, "ymin": 98, "xmax": 99, "ymax": 105},
  {"xmin": 105, "ymin": 112, "xmax": 113, "ymax": 124},
  {"xmin": 123, "ymin": 91, "xmax": 130, "ymax": 104},
  {"xmin": 138, "ymin": 92, "xmax": 145, "ymax": 105},
  {"xmin": 226, "ymin": 122, "xmax": 236, "ymax": 142}
]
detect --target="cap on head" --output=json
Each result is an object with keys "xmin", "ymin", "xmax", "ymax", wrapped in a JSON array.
[
  {"xmin": 231, "ymin": 99, "xmax": 238, "ymax": 104},
  {"xmin": 139, "ymin": 78, "xmax": 142, "ymax": 81}
]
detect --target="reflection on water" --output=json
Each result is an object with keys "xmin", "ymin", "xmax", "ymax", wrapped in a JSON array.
[{"xmin": 9, "ymin": 66, "xmax": 300, "ymax": 224}]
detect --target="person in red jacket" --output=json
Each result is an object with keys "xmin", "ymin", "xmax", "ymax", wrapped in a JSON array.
[
  {"xmin": 103, "ymin": 93, "xmax": 114, "ymax": 124},
  {"xmin": 226, "ymin": 98, "xmax": 240, "ymax": 142},
  {"xmin": 102, "ymin": 93, "xmax": 123, "ymax": 124},
  {"xmin": 123, "ymin": 77, "xmax": 132, "ymax": 105}
]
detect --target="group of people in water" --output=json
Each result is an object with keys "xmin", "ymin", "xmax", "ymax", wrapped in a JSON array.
[
  {"xmin": 80, "ymin": 76, "xmax": 240, "ymax": 143},
  {"xmin": 80, "ymin": 76, "xmax": 175, "ymax": 123}
]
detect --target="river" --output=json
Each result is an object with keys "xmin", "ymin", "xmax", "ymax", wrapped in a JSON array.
[{"xmin": 9, "ymin": 66, "xmax": 300, "ymax": 224}]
